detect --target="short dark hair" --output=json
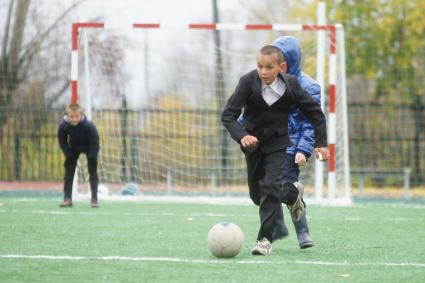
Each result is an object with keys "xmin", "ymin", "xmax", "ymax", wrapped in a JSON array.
[
  {"xmin": 67, "ymin": 103, "xmax": 82, "ymax": 113},
  {"xmin": 259, "ymin": 45, "xmax": 285, "ymax": 64}
]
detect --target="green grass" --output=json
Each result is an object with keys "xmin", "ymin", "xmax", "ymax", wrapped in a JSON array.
[{"xmin": 0, "ymin": 198, "xmax": 424, "ymax": 282}]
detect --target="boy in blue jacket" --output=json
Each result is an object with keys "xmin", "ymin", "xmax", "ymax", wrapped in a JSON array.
[
  {"xmin": 271, "ymin": 36, "xmax": 321, "ymax": 249},
  {"xmin": 57, "ymin": 104, "xmax": 100, "ymax": 208}
]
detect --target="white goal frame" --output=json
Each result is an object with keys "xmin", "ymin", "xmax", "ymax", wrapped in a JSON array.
[{"xmin": 70, "ymin": 21, "xmax": 351, "ymax": 205}]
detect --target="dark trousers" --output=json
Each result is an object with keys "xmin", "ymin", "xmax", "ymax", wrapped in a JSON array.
[
  {"xmin": 63, "ymin": 154, "xmax": 98, "ymax": 201},
  {"xmin": 245, "ymin": 148, "xmax": 299, "ymax": 241},
  {"xmin": 282, "ymin": 154, "xmax": 300, "ymax": 183},
  {"xmin": 271, "ymin": 153, "xmax": 301, "ymax": 238}
]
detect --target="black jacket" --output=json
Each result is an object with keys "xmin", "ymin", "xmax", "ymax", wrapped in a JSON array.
[
  {"xmin": 57, "ymin": 115, "xmax": 100, "ymax": 158},
  {"xmin": 221, "ymin": 70, "xmax": 327, "ymax": 154}
]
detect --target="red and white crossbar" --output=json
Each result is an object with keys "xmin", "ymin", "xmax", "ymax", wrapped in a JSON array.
[{"xmin": 71, "ymin": 22, "xmax": 337, "ymax": 187}]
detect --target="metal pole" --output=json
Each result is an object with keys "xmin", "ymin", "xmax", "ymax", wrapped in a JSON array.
[
  {"xmin": 167, "ymin": 169, "xmax": 173, "ymax": 195},
  {"xmin": 211, "ymin": 173, "xmax": 216, "ymax": 196},
  {"xmin": 413, "ymin": 94, "xmax": 421, "ymax": 186},
  {"xmin": 212, "ymin": 0, "xmax": 228, "ymax": 183},
  {"xmin": 14, "ymin": 134, "xmax": 20, "ymax": 180},
  {"xmin": 336, "ymin": 24, "xmax": 352, "ymax": 201},
  {"xmin": 83, "ymin": 30, "xmax": 92, "ymax": 120},
  {"xmin": 315, "ymin": 2, "xmax": 326, "ymax": 200},
  {"xmin": 404, "ymin": 167, "xmax": 411, "ymax": 199},
  {"xmin": 121, "ymin": 96, "xmax": 128, "ymax": 181}
]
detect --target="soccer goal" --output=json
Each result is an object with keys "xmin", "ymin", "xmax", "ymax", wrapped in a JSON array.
[{"xmin": 70, "ymin": 22, "xmax": 351, "ymax": 204}]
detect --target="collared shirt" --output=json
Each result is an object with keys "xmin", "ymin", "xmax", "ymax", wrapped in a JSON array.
[{"xmin": 261, "ymin": 76, "xmax": 286, "ymax": 106}]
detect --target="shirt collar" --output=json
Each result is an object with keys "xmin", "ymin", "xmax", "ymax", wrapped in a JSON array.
[{"xmin": 262, "ymin": 76, "xmax": 285, "ymax": 96}]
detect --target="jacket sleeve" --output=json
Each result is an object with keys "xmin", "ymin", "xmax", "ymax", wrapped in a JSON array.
[
  {"xmin": 295, "ymin": 82, "xmax": 321, "ymax": 156},
  {"xmin": 295, "ymin": 113, "xmax": 315, "ymax": 157},
  {"xmin": 87, "ymin": 123, "xmax": 100, "ymax": 159},
  {"xmin": 221, "ymin": 76, "xmax": 251, "ymax": 143},
  {"xmin": 57, "ymin": 124, "xmax": 72, "ymax": 157},
  {"xmin": 292, "ymin": 78, "xmax": 327, "ymax": 148}
]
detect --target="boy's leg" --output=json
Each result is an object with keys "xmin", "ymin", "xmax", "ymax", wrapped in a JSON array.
[
  {"xmin": 244, "ymin": 149, "xmax": 263, "ymax": 206},
  {"xmin": 245, "ymin": 149, "xmax": 288, "ymax": 242},
  {"xmin": 251, "ymin": 190, "xmax": 278, "ymax": 255},
  {"xmin": 272, "ymin": 204, "xmax": 289, "ymax": 242},
  {"xmin": 61, "ymin": 154, "xmax": 79, "ymax": 206},
  {"xmin": 282, "ymin": 154, "xmax": 300, "ymax": 183},
  {"xmin": 271, "ymin": 153, "xmax": 300, "ymax": 242},
  {"xmin": 256, "ymin": 149, "xmax": 293, "ymax": 242},
  {"xmin": 257, "ymin": 193, "xmax": 281, "ymax": 242},
  {"xmin": 293, "ymin": 201, "xmax": 314, "ymax": 249},
  {"xmin": 282, "ymin": 153, "xmax": 302, "ymax": 217},
  {"xmin": 283, "ymin": 154, "xmax": 314, "ymax": 249},
  {"xmin": 87, "ymin": 157, "xmax": 99, "ymax": 205}
]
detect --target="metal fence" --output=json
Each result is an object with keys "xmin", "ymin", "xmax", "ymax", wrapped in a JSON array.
[
  {"xmin": 349, "ymin": 102, "xmax": 424, "ymax": 186},
  {"xmin": 0, "ymin": 108, "xmax": 64, "ymax": 181},
  {"xmin": 0, "ymin": 102, "xmax": 424, "ymax": 187}
]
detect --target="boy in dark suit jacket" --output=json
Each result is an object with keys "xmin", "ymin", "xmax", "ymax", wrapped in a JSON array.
[
  {"xmin": 58, "ymin": 104, "xmax": 100, "ymax": 208},
  {"xmin": 221, "ymin": 45, "xmax": 329, "ymax": 255}
]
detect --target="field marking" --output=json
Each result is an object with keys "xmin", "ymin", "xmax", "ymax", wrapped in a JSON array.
[
  {"xmin": 6, "ymin": 197, "xmax": 425, "ymax": 210},
  {"xmin": 4, "ymin": 196, "xmax": 354, "ymax": 207},
  {"xmin": 0, "ymin": 209, "xmax": 254, "ymax": 218},
  {"xmin": 0, "ymin": 209, "xmax": 422, "ymax": 222},
  {"xmin": 1, "ymin": 254, "xmax": 425, "ymax": 268}
]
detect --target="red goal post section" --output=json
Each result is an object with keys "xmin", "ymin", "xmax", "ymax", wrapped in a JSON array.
[{"xmin": 71, "ymin": 22, "xmax": 340, "ymax": 195}]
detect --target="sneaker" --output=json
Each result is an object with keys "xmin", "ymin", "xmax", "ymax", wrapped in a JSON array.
[
  {"xmin": 287, "ymin": 182, "xmax": 305, "ymax": 222},
  {"xmin": 59, "ymin": 199, "xmax": 73, "ymax": 207},
  {"xmin": 251, "ymin": 238, "xmax": 272, "ymax": 256},
  {"xmin": 91, "ymin": 200, "xmax": 99, "ymax": 208}
]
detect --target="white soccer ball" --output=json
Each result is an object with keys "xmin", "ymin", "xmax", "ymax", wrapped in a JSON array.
[
  {"xmin": 98, "ymin": 184, "xmax": 109, "ymax": 196},
  {"xmin": 207, "ymin": 222, "xmax": 244, "ymax": 258},
  {"xmin": 120, "ymin": 182, "xmax": 139, "ymax": 195}
]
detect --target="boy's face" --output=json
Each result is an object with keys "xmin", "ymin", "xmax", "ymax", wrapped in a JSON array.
[
  {"xmin": 67, "ymin": 110, "xmax": 82, "ymax": 126},
  {"xmin": 256, "ymin": 53, "xmax": 286, "ymax": 85}
]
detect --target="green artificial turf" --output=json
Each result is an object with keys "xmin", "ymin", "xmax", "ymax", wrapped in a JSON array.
[{"xmin": 0, "ymin": 198, "xmax": 424, "ymax": 282}]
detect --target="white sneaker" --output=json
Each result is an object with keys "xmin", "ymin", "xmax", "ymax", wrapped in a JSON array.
[
  {"xmin": 287, "ymin": 182, "xmax": 305, "ymax": 222},
  {"xmin": 251, "ymin": 238, "xmax": 272, "ymax": 256}
]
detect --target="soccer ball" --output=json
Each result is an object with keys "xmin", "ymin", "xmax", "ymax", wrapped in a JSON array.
[
  {"xmin": 120, "ymin": 183, "xmax": 139, "ymax": 195},
  {"xmin": 98, "ymin": 184, "xmax": 109, "ymax": 196},
  {"xmin": 207, "ymin": 222, "xmax": 244, "ymax": 258}
]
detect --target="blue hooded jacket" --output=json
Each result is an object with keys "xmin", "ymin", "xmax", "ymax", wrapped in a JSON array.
[{"xmin": 272, "ymin": 36, "xmax": 321, "ymax": 157}]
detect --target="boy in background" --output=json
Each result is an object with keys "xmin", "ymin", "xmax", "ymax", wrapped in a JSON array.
[{"xmin": 57, "ymin": 104, "xmax": 100, "ymax": 208}]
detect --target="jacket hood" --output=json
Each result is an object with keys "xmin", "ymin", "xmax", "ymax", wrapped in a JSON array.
[
  {"xmin": 272, "ymin": 36, "xmax": 301, "ymax": 77},
  {"xmin": 63, "ymin": 114, "xmax": 86, "ymax": 124}
]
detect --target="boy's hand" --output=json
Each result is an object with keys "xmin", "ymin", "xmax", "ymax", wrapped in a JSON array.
[
  {"xmin": 315, "ymin": 147, "xmax": 329, "ymax": 161},
  {"xmin": 240, "ymin": 135, "xmax": 258, "ymax": 149},
  {"xmin": 295, "ymin": 152, "xmax": 306, "ymax": 166}
]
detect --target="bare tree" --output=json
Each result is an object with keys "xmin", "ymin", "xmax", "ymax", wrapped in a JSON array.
[
  {"xmin": 0, "ymin": 0, "xmax": 84, "ymax": 130},
  {"xmin": 1, "ymin": 0, "xmax": 30, "ymax": 113}
]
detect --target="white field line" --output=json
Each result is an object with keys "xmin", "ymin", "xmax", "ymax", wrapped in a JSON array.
[
  {"xmin": 0, "ymin": 209, "xmax": 254, "ymax": 218},
  {"xmin": 7, "ymin": 197, "xmax": 425, "ymax": 210},
  {"xmin": 1, "ymin": 254, "xmax": 425, "ymax": 268},
  {"xmin": 8, "ymin": 195, "xmax": 353, "ymax": 206},
  {"xmin": 0, "ymin": 209, "xmax": 421, "ymax": 222}
]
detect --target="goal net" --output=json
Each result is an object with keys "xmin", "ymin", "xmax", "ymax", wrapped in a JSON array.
[{"xmin": 72, "ymin": 23, "xmax": 351, "ymax": 204}]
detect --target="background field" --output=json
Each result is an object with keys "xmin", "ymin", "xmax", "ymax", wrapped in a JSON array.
[{"xmin": 1, "ymin": 197, "xmax": 424, "ymax": 283}]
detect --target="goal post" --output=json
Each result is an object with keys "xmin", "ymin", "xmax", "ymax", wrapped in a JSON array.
[{"xmin": 70, "ymin": 22, "xmax": 351, "ymax": 204}]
